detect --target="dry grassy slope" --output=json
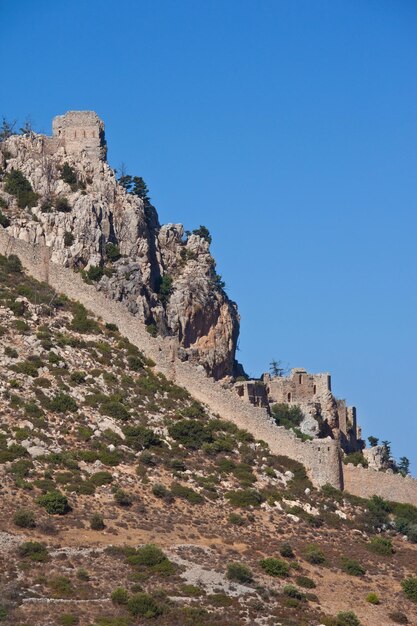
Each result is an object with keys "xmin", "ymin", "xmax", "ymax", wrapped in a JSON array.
[{"xmin": 0, "ymin": 253, "xmax": 416, "ymax": 626}]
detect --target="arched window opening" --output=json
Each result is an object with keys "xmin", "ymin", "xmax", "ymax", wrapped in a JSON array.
[
  {"xmin": 287, "ymin": 392, "xmax": 291, "ymax": 402},
  {"xmin": 299, "ymin": 374, "xmax": 302, "ymax": 384},
  {"xmin": 313, "ymin": 384, "xmax": 317, "ymax": 395}
]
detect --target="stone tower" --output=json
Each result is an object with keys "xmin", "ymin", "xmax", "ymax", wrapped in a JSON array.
[{"xmin": 52, "ymin": 111, "xmax": 107, "ymax": 160}]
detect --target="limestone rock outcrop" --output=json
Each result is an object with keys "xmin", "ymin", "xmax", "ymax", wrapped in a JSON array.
[{"xmin": 0, "ymin": 112, "xmax": 240, "ymax": 379}]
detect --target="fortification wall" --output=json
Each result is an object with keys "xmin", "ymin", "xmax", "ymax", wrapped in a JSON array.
[
  {"xmin": 0, "ymin": 229, "xmax": 344, "ymax": 489},
  {"xmin": 344, "ymin": 464, "xmax": 417, "ymax": 507}
]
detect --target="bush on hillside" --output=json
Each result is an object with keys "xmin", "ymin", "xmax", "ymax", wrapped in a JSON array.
[
  {"xmin": 18, "ymin": 541, "xmax": 48, "ymax": 562},
  {"xmin": 226, "ymin": 562, "xmax": 253, "ymax": 583},
  {"xmin": 37, "ymin": 490, "xmax": 71, "ymax": 515},
  {"xmin": 127, "ymin": 592, "xmax": 162, "ymax": 618},
  {"xmin": 90, "ymin": 513, "xmax": 105, "ymax": 530},
  {"xmin": 225, "ymin": 489, "xmax": 264, "ymax": 508},
  {"xmin": 168, "ymin": 419, "xmax": 212, "ymax": 449},
  {"xmin": 4, "ymin": 169, "xmax": 39, "ymax": 208},
  {"xmin": 14, "ymin": 509, "xmax": 36, "ymax": 528},
  {"xmin": 111, "ymin": 587, "xmax": 129, "ymax": 605},
  {"xmin": 368, "ymin": 536, "xmax": 394, "ymax": 555},
  {"xmin": 336, "ymin": 612, "xmax": 361, "ymax": 626},
  {"xmin": 340, "ymin": 557, "xmax": 365, "ymax": 576},
  {"xmin": 304, "ymin": 544, "xmax": 326, "ymax": 564},
  {"xmin": 260, "ymin": 557, "xmax": 290, "ymax": 577},
  {"xmin": 401, "ymin": 576, "xmax": 417, "ymax": 602}
]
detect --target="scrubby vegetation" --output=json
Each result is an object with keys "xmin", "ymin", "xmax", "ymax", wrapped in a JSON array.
[{"xmin": 0, "ymin": 253, "xmax": 416, "ymax": 625}]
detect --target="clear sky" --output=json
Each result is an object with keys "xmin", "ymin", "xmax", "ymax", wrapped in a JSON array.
[{"xmin": 1, "ymin": 0, "xmax": 416, "ymax": 472}]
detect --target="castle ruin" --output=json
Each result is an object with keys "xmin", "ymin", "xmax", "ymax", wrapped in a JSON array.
[
  {"xmin": 235, "ymin": 368, "xmax": 362, "ymax": 454},
  {"xmin": 51, "ymin": 111, "xmax": 107, "ymax": 160}
]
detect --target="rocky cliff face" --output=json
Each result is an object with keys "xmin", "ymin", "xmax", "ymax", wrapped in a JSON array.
[{"xmin": 0, "ymin": 115, "xmax": 240, "ymax": 379}]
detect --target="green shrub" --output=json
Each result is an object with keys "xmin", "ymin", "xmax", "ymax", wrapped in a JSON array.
[
  {"xmin": 365, "ymin": 495, "xmax": 392, "ymax": 529},
  {"xmin": 336, "ymin": 611, "xmax": 361, "ymax": 626},
  {"xmin": 0, "ymin": 210, "xmax": 10, "ymax": 228},
  {"xmin": 127, "ymin": 354, "xmax": 143, "ymax": 371},
  {"xmin": 368, "ymin": 536, "xmax": 394, "ymax": 556},
  {"xmin": 279, "ymin": 542, "xmax": 295, "ymax": 558},
  {"xmin": 101, "ymin": 400, "xmax": 129, "ymax": 421},
  {"xmin": 70, "ymin": 371, "xmax": 86, "ymax": 384},
  {"xmin": 64, "ymin": 231, "xmax": 75, "ymax": 247},
  {"xmin": 6, "ymin": 254, "xmax": 22, "ymax": 273},
  {"xmin": 126, "ymin": 544, "xmax": 175, "ymax": 576},
  {"xmin": 55, "ymin": 196, "xmax": 71, "ymax": 212},
  {"xmin": 123, "ymin": 425, "xmax": 161, "ymax": 449},
  {"xmin": 295, "ymin": 575, "xmax": 316, "ymax": 588},
  {"xmin": 152, "ymin": 483, "xmax": 170, "ymax": 499},
  {"xmin": 37, "ymin": 490, "xmax": 71, "ymax": 515},
  {"xmin": 366, "ymin": 592, "xmax": 380, "ymax": 604},
  {"xmin": 86, "ymin": 265, "xmax": 103, "ymax": 282},
  {"xmin": 49, "ymin": 575, "xmax": 73, "ymax": 596},
  {"xmin": 60, "ymin": 614, "xmax": 79, "ymax": 626},
  {"xmin": 111, "ymin": 587, "xmax": 129, "ymax": 605},
  {"xmin": 90, "ymin": 471, "xmax": 113, "ymax": 486},
  {"xmin": 271, "ymin": 403, "xmax": 304, "ymax": 428},
  {"xmin": 18, "ymin": 541, "xmax": 48, "ymax": 562},
  {"xmin": 343, "ymin": 451, "xmax": 368, "ymax": 468},
  {"xmin": 106, "ymin": 242, "xmax": 121, "ymax": 262},
  {"xmin": 168, "ymin": 419, "xmax": 212, "ymax": 449},
  {"xmin": 14, "ymin": 509, "xmax": 36, "ymax": 528},
  {"xmin": 76, "ymin": 568, "xmax": 90, "ymax": 581},
  {"xmin": 303, "ymin": 544, "xmax": 326, "ymax": 564},
  {"xmin": 283, "ymin": 584, "xmax": 304, "ymax": 600},
  {"xmin": 0, "ymin": 605, "xmax": 6, "ymax": 622},
  {"xmin": 225, "ymin": 489, "xmax": 264, "ymax": 508},
  {"xmin": 70, "ymin": 304, "xmax": 99, "ymax": 334},
  {"xmin": 260, "ymin": 557, "xmax": 290, "ymax": 577},
  {"xmin": 114, "ymin": 488, "xmax": 132, "ymax": 506},
  {"xmin": 340, "ymin": 557, "xmax": 365, "ymax": 576},
  {"xmin": 90, "ymin": 513, "xmax": 105, "ymax": 530},
  {"xmin": 401, "ymin": 576, "xmax": 417, "ymax": 602},
  {"xmin": 50, "ymin": 393, "xmax": 78, "ymax": 413},
  {"xmin": 4, "ymin": 169, "xmax": 39, "ymax": 208},
  {"xmin": 61, "ymin": 162, "xmax": 77, "ymax": 185},
  {"xmin": 127, "ymin": 592, "xmax": 162, "ymax": 618},
  {"xmin": 226, "ymin": 562, "xmax": 253, "ymax": 583},
  {"xmin": 171, "ymin": 482, "xmax": 204, "ymax": 504},
  {"xmin": 228, "ymin": 512, "xmax": 246, "ymax": 526},
  {"xmin": 157, "ymin": 274, "xmax": 173, "ymax": 305},
  {"xmin": 14, "ymin": 359, "xmax": 40, "ymax": 377}
]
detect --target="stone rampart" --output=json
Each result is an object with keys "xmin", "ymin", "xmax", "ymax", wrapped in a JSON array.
[
  {"xmin": 0, "ymin": 229, "xmax": 345, "ymax": 488},
  {"xmin": 343, "ymin": 464, "xmax": 417, "ymax": 507}
]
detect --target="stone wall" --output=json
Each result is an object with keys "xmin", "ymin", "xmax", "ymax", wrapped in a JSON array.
[
  {"xmin": 52, "ymin": 111, "xmax": 107, "ymax": 160},
  {"xmin": 343, "ymin": 464, "xmax": 417, "ymax": 507},
  {"xmin": 0, "ymin": 229, "xmax": 343, "ymax": 489},
  {"xmin": 265, "ymin": 368, "xmax": 331, "ymax": 404}
]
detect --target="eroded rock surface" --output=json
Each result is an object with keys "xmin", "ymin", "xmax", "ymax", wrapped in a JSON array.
[{"xmin": 0, "ymin": 112, "xmax": 240, "ymax": 379}]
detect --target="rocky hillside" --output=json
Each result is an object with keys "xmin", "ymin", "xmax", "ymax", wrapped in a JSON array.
[
  {"xmin": 0, "ymin": 254, "xmax": 416, "ymax": 626},
  {"xmin": 0, "ymin": 126, "xmax": 239, "ymax": 379}
]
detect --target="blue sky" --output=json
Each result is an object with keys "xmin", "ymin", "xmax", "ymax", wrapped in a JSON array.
[{"xmin": 1, "ymin": 0, "xmax": 416, "ymax": 471}]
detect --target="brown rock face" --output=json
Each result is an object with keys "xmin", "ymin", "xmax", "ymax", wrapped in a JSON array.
[{"xmin": 0, "ymin": 112, "xmax": 240, "ymax": 379}]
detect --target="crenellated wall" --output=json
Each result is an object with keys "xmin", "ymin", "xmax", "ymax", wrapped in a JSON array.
[{"xmin": 0, "ymin": 229, "xmax": 343, "ymax": 489}]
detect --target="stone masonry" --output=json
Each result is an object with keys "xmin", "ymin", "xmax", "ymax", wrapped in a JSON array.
[
  {"xmin": 52, "ymin": 111, "xmax": 107, "ymax": 160},
  {"xmin": 236, "ymin": 368, "xmax": 363, "ymax": 453}
]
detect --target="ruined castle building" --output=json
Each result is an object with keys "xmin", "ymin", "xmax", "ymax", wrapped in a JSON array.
[
  {"xmin": 235, "ymin": 368, "xmax": 362, "ymax": 453},
  {"xmin": 52, "ymin": 111, "xmax": 107, "ymax": 160}
]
